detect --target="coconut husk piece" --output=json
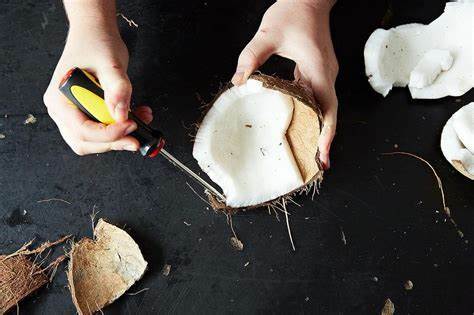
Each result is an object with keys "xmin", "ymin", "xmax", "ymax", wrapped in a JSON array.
[
  {"xmin": 204, "ymin": 74, "xmax": 324, "ymax": 212},
  {"xmin": 0, "ymin": 255, "xmax": 48, "ymax": 313},
  {"xmin": 0, "ymin": 236, "xmax": 70, "ymax": 314},
  {"xmin": 67, "ymin": 219, "xmax": 147, "ymax": 315}
]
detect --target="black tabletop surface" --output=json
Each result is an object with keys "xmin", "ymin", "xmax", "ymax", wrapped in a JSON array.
[{"xmin": 0, "ymin": 1, "xmax": 472, "ymax": 314}]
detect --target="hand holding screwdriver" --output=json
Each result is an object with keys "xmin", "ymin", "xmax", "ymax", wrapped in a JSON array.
[{"xmin": 42, "ymin": 0, "xmax": 152, "ymax": 155}]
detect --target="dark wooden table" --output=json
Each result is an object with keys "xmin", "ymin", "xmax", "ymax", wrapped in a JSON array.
[{"xmin": 0, "ymin": 1, "xmax": 472, "ymax": 314}]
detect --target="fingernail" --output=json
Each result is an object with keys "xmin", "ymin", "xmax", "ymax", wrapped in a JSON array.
[
  {"xmin": 124, "ymin": 122, "xmax": 137, "ymax": 135},
  {"xmin": 123, "ymin": 145, "xmax": 137, "ymax": 151},
  {"xmin": 115, "ymin": 102, "xmax": 128, "ymax": 121},
  {"xmin": 231, "ymin": 71, "xmax": 245, "ymax": 85}
]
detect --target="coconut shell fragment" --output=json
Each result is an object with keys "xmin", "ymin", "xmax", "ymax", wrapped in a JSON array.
[{"xmin": 67, "ymin": 219, "xmax": 147, "ymax": 315}]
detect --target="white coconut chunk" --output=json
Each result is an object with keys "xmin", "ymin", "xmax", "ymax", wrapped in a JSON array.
[
  {"xmin": 452, "ymin": 104, "xmax": 474, "ymax": 153},
  {"xmin": 441, "ymin": 102, "xmax": 474, "ymax": 179},
  {"xmin": 193, "ymin": 79, "xmax": 304, "ymax": 208},
  {"xmin": 408, "ymin": 49, "xmax": 453, "ymax": 89},
  {"xmin": 364, "ymin": 2, "xmax": 474, "ymax": 99}
]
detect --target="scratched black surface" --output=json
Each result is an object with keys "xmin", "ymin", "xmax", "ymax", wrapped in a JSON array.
[{"xmin": 0, "ymin": 1, "xmax": 473, "ymax": 314}]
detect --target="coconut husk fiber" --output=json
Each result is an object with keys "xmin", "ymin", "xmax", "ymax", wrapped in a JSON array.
[
  {"xmin": 67, "ymin": 219, "xmax": 147, "ymax": 315},
  {"xmin": 0, "ymin": 255, "xmax": 48, "ymax": 313},
  {"xmin": 0, "ymin": 236, "xmax": 70, "ymax": 314},
  {"xmin": 206, "ymin": 74, "xmax": 324, "ymax": 212}
]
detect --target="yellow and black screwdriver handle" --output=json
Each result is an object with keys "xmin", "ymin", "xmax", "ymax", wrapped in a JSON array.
[{"xmin": 59, "ymin": 67, "xmax": 165, "ymax": 157}]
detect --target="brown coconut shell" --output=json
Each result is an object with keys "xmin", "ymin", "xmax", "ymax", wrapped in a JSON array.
[
  {"xmin": 0, "ymin": 255, "xmax": 48, "ymax": 313},
  {"xmin": 203, "ymin": 74, "xmax": 324, "ymax": 212},
  {"xmin": 67, "ymin": 219, "xmax": 147, "ymax": 315}
]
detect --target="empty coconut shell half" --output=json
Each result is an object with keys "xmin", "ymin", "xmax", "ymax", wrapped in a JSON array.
[
  {"xmin": 68, "ymin": 219, "xmax": 147, "ymax": 315},
  {"xmin": 193, "ymin": 74, "xmax": 323, "ymax": 210}
]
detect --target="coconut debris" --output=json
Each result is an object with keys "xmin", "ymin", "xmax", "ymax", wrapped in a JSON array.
[
  {"xmin": 162, "ymin": 264, "xmax": 171, "ymax": 276},
  {"xmin": 364, "ymin": 2, "xmax": 473, "ymax": 98},
  {"xmin": 230, "ymin": 236, "xmax": 244, "ymax": 251},
  {"xmin": 380, "ymin": 298, "xmax": 395, "ymax": 315},
  {"xmin": 404, "ymin": 280, "xmax": 414, "ymax": 290},
  {"xmin": 23, "ymin": 114, "xmax": 37, "ymax": 125}
]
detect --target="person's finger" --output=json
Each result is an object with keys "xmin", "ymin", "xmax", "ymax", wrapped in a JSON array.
[
  {"xmin": 133, "ymin": 105, "xmax": 154, "ymax": 124},
  {"xmin": 311, "ymin": 81, "xmax": 337, "ymax": 169},
  {"xmin": 46, "ymin": 88, "xmax": 138, "ymax": 143},
  {"xmin": 79, "ymin": 120, "xmax": 137, "ymax": 142},
  {"xmin": 97, "ymin": 64, "xmax": 132, "ymax": 122},
  {"xmin": 317, "ymin": 93, "xmax": 337, "ymax": 169},
  {"xmin": 232, "ymin": 30, "xmax": 276, "ymax": 86},
  {"xmin": 74, "ymin": 136, "xmax": 140, "ymax": 156},
  {"xmin": 295, "ymin": 62, "xmax": 338, "ymax": 169}
]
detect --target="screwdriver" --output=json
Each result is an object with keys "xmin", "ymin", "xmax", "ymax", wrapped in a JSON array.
[{"xmin": 59, "ymin": 67, "xmax": 225, "ymax": 201}]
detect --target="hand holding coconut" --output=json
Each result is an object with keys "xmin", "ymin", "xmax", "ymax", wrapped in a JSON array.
[
  {"xmin": 232, "ymin": 0, "xmax": 339, "ymax": 169},
  {"xmin": 43, "ymin": 0, "xmax": 153, "ymax": 155}
]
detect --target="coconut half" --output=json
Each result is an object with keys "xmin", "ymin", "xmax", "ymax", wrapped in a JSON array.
[
  {"xmin": 193, "ymin": 74, "xmax": 323, "ymax": 209},
  {"xmin": 364, "ymin": 1, "xmax": 474, "ymax": 99},
  {"xmin": 68, "ymin": 219, "xmax": 147, "ymax": 315},
  {"xmin": 441, "ymin": 102, "xmax": 474, "ymax": 180}
]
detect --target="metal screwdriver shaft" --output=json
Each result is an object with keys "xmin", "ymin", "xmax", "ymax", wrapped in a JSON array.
[{"xmin": 160, "ymin": 149, "xmax": 226, "ymax": 201}]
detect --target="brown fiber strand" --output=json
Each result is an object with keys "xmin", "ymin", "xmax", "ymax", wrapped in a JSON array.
[
  {"xmin": 281, "ymin": 200, "xmax": 296, "ymax": 251},
  {"xmin": 37, "ymin": 198, "xmax": 71, "ymax": 205},
  {"xmin": 90, "ymin": 206, "xmax": 99, "ymax": 240},
  {"xmin": 33, "ymin": 255, "xmax": 66, "ymax": 279},
  {"xmin": 382, "ymin": 151, "xmax": 464, "ymax": 239},
  {"xmin": 186, "ymin": 182, "xmax": 212, "ymax": 206},
  {"xmin": 1, "ymin": 235, "xmax": 71, "ymax": 262},
  {"xmin": 116, "ymin": 13, "xmax": 138, "ymax": 28},
  {"xmin": 126, "ymin": 288, "xmax": 150, "ymax": 296},
  {"xmin": 227, "ymin": 214, "xmax": 238, "ymax": 239}
]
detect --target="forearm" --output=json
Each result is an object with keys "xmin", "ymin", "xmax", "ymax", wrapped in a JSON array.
[{"xmin": 63, "ymin": 0, "xmax": 119, "ymax": 37}]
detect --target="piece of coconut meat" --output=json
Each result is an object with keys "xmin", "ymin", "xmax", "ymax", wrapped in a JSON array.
[
  {"xmin": 193, "ymin": 79, "xmax": 304, "ymax": 208},
  {"xmin": 441, "ymin": 102, "xmax": 474, "ymax": 180},
  {"xmin": 364, "ymin": 2, "xmax": 474, "ymax": 99}
]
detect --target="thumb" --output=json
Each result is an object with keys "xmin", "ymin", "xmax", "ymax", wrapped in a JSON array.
[
  {"xmin": 98, "ymin": 65, "xmax": 132, "ymax": 122},
  {"xmin": 232, "ymin": 31, "xmax": 275, "ymax": 86},
  {"xmin": 295, "ymin": 64, "xmax": 338, "ymax": 169}
]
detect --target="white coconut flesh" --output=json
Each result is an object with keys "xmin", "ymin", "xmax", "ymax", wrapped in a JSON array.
[
  {"xmin": 441, "ymin": 102, "xmax": 474, "ymax": 180},
  {"xmin": 193, "ymin": 78, "xmax": 320, "ymax": 208},
  {"xmin": 364, "ymin": 2, "xmax": 474, "ymax": 99}
]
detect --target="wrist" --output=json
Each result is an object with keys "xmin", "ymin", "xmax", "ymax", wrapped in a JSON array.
[
  {"xmin": 64, "ymin": 0, "xmax": 120, "ymax": 38},
  {"xmin": 278, "ymin": 0, "xmax": 335, "ymax": 11}
]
